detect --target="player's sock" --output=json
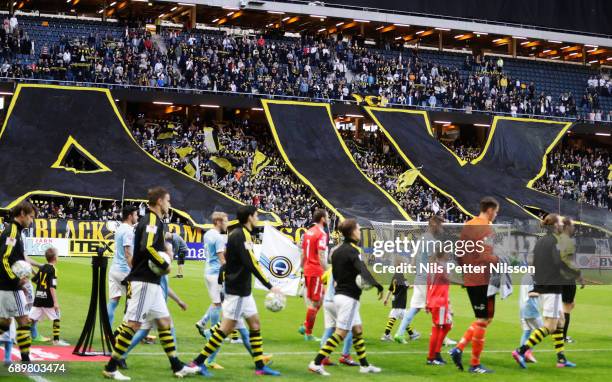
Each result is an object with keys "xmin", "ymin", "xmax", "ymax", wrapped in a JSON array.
[
  {"xmin": 230, "ymin": 330, "xmax": 240, "ymax": 341},
  {"xmin": 352, "ymin": 332, "xmax": 369, "ymax": 367},
  {"xmin": 107, "ymin": 299, "xmax": 119, "ymax": 327},
  {"xmin": 194, "ymin": 327, "xmax": 227, "ymax": 365},
  {"xmin": 470, "ymin": 321, "xmax": 487, "ymax": 366},
  {"xmin": 552, "ymin": 329, "xmax": 566, "ymax": 362},
  {"xmin": 520, "ymin": 329, "xmax": 532, "ymax": 346},
  {"xmin": 437, "ymin": 324, "xmax": 451, "ymax": 353},
  {"xmin": 3, "ymin": 340, "xmax": 12, "ymax": 363},
  {"xmin": 456, "ymin": 321, "xmax": 477, "ymax": 351},
  {"xmin": 199, "ymin": 306, "xmax": 211, "ymax": 326},
  {"xmin": 30, "ymin": 321, "xmax": 39, "ymax": 339},
  {"xmin": 238, "ymin": 328, "xmax": 252, "ymax": 354},
  {"xmin": 210, "ymin": 306, "xmax": 222, "ymax": 326},
  {"xmin": 428, "ymin": 325, "xmax": 441, "ymax": 360},
  {"xmin": 519, "ymin": 327, "xmax": 550, "ymax": 354},
  {"xmin": 314, "ymin": 332, "xmax": 342, "ymax": 365},
  {"xmin": 159, "ymin": 326, "xmax": 183, "ymax": 371},
  {"xmin": 395, "ymin": 308, "xmax": 418, "ymax": 337},
  {"xmin": 406, "ymin": 324, "xmax": 415, "ymax": 336},
  {"xmin": 342, "ymin": 331, "xmax": 353, "ymax": 356},
  {"xmin": 304, "ymin": 306, "xmax": 318, "ymax": 336},
  {"xmin": 123, "ymin": 329, "xmax": 149, "ymax": 358},
  {"xmin": 320, "ymin": 327, "xmax": 334, "ymax": 346},
  {"xmin": 563, "ymin": 313, "xmax": 570, "ymax": 340},
  {"xmin": 384, "ymin": 317, "xmax": 397, "ymax": 335},
  {"xmin": 249, "ymin": 329, "xmax": 266, "ymax": 369},
  {"xmin": 52, "ymin": 319, "xmax": 60, "ymax": 342},
  {"xmin": 108, "ymin": 323, "xmax": 135, "ymax": 371},
  {"xmin": 16, "ymin": 324, "xmax": 32, "ymax": 362}
]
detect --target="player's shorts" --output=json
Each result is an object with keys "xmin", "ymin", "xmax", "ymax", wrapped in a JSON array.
[
  {"xmin": 334, "ymin": 294, "xmax": 361, "ymax": 331},
  {"xmin": 141, "ymin": 317, "xmax": 174, "ymax": 331},
  {"xmin": 0, "ymin": 290, "xmax": 30, "ymax": 318},
  {"xmin": 323, "ymin": 301, "xmax": 337, "ymax": 329},
  {"xmin": 521, "ymin": 317, "xmax": 543, "ymax": 330},
  {"xmin": 429, "ymin": 305, "xmax": 452, "ymax": 326},
  {"xmin": 304, "ymin": 275, "xmax": 324, "ymax": 303},
  {"xmin": 205, "ymin": 273, "xmax": 222, "ymax": 304},
  {"xmin": 388, "ymin": 308, "xmax": 405, "ymax": 320},
  {"xmin": 29, "ymin": 306, "xmax": 60, "ymax": 321},
  {"xmin": 124, "ymin": 281, "xmax": 170, "ymax": 323},
  {"xmin": 177, "ymin": 251, "xmax": 186, "ymax": 266},
  {"xmin": 108, "ymin": 270, "xmax": 129, "ymax": 299},
  {"xmin": 561, "ymin": 284, "xmax": 576, "ymax": 304},
  {"xmin": 410, "ymin": 284, "xmax": 427, "ymax": 309},
  {"xmin": 541, "ymin": 293, "xmax": 562, "ymax": 319},
  {"xmin": 0, "ymin": 319, "xmax": 15, "ymax": 342},
  {"xmin": 223, "ymin": 294, "xmax": 258, "ymax": 321},
  {"xmin": 466, "ymin": 285, "xmax": 496, "ymax": 319}
]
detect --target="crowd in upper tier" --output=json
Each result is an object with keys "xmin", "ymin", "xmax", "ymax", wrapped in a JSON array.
[{"xmin": 0, "ymin": 14, "xmax": 611, "ymax": 121}]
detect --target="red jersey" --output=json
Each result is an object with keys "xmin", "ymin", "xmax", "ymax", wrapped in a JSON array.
[
  {"xmin": 302, "ymin": 225, "xmax": 327, "ymax": 277},
  {"xmin": 426, "ymin": 265, "xmax": 450, "ymax": 308}
]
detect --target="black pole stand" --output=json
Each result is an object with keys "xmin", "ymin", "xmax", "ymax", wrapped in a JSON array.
[{"xmin": 73, "ymin": 248, "xmax": 115, "ymax": 356}]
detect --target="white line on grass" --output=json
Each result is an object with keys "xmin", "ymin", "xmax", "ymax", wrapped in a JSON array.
[
  {"xmin": 29, "ymin": 376, "xmax": 52, "ymax": 382},
  {"xmin": 128, "ymin": 348, "xmax": 612, "ymax": 356}
]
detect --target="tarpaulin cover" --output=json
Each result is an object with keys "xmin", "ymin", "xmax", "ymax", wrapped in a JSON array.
[
  {"xmin": 262, "ymin": 100, "xmax": 409, "ymax": 225},
  {"xmin": 366, "ymin": 107, "xmax": 611, "ymax": 231},
  {"xmin": 0, "ymin": 85, "xmax": 280, "ymax": 227}
]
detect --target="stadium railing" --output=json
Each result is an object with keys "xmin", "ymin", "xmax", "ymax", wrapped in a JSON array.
[{"xmin": 0, "ymin": 77, "xmax": 609, "ymax": 124}]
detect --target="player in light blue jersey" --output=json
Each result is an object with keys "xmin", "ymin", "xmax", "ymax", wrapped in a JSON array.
[
  {"xmin": 107, "ymin": 206, "xmax": 139, "ymax": 329},
  {"xmin": 195, "ymin": 213, "xmax": 228, "ymax": 347}
]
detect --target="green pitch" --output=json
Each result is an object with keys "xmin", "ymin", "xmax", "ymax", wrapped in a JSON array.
[{"xmin": 4, "ymin": 257, "xmax": 612, "ymax": 381}]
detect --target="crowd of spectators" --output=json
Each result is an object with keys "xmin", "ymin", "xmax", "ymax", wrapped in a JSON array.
[
  {"xmin": 130, "ymin": 112, "xmax": 324, "ymax": 228},
  {"xmin": 0, "ymin": 14, "xmax": 609, "ymax": 121},
  {"xmin": 534, "ymin": 146, "xmax": 611, "ymax": 210}
]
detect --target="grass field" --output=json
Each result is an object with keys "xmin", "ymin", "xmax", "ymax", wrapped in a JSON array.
[{"xmin": 3, "ymin": 257, "xmax": 612, "ymax": 382}]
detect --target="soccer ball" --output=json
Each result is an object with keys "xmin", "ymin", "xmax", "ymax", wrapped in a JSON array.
[
  {"xmin": 264, "ymin": 291, "xmax": 286, "ymax": 312},
  {"xmin": 11, "ymin": 260, "xmax": 33, "ymax": 279},
  {"xmin": 355, "ymin": 274, "xmax": 372, "ymax": 290},
  {"xmin": 148, "ymin": 251, "xmax": 171, "ymax": 276}
]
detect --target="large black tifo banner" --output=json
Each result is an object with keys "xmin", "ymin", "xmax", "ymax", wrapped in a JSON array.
[
  {"xmin": 0, "ymin": 85, "xmax": 280, "ymax": 227},
  {"xmin": 366, "ymin": 107, "xmax": 611, "ymax": 231},
  {"xmin": 262, "ymin": 100, "xmax": 409, "ymax": 225}
]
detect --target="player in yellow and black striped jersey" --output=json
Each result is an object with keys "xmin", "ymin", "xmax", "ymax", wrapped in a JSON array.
[
  {"xmin": 103, "ymin": 187, "xmax": 199, "ymax": 380},
  {"xmin": 190, "ymin": 205, "xmax": 283, "ymax": 376},
  {"xmin": 0, "ymin": 201, "xmax": 36, "ymax": 363}
]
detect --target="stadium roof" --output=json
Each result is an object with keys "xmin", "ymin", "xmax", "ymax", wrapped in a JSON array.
[{"xmin": 7, "ymin": 0, "xmax": 612, "ymax": 65}]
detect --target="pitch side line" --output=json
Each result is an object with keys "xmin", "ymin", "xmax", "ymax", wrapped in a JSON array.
[{"xmin": 129, "ymin": 348, "xmax": 612, "ymax": 356}]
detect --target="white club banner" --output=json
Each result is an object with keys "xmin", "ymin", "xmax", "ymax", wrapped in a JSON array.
[
  {"xmin": 24, "ymin": 237, "xmax": 70, "ymax": 257},
  {"xmin": 254, "ymin": 225, "xmax": 301, "ymax": 296}
]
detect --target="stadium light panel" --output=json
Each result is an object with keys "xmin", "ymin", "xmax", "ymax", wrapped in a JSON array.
[
  {"xmin": 394, "ymin": 36, "xmax": 403, "ymax": 40},
  {"xmin": 520, "ymin": 41, "xmax": 530, "ymax": 45},
  {"xmin": 227, "ymin": 12, "xmax": 234, "ymax": 16},
  {"xmin": 585, "ymin": 44, "xmax": 598, "ymax": 48},
  {"xmin": 0, "ymin": 92, "xmax": 14, "ymax": 95},
  {"xmin": 199, "ymin": 104, "xmax": 220, "ymax": 108},
  {"xmin": 454, "ymin": 34, "xmax": 464, "ymax": 39},
  {"xmin": 282, "ymin": 17, "xmax": 290, "ymax": 21},
  {"xmin": 212, "ymin": 18, "xmax": 219, "ymax": 22},
  {"xmin": 416, "ymin": 30, "xmax": 425, "ymax": 35},
  {"xmin": 109, "ymin": 1, "xmax": 116, "ymax": 6},
  {"xmin": 97, "ymin": 9, "xmax": 103, "ymax": 13},
  {"xmin": 345, "ymin": 114, "xmax": 364, "ymax": 118},
  {"xmin": 178, "ymin": 3, "xmax": 196, "ymax": 6},
  {"xmin": 435, "ymin": 27, "xmax": 450, "ymax": 31},
  {"xmin": 375, "ymin": 25, "xmax": 383, "ymax": 30},
  {"xmin": 513, "ymin": 36, "xmax": 527, "ymax": 40},
  {"xmin": 595, "ymin": 133, "xmax": 610, "ymax": 136},
  {"xmin": 473, "ymin": 123, "xmax": 490, "ymax": 127},
  {"xmin": 268, "ymin": 11, "xmax": 285, "ymax": 14},
  {"xmin": 473, "ymin": 31, "xmax": 488, "ymax": 35},
  {"xmin": 588, "ymin": 60, "xmax": 598, "ymax": 64},
  {"xmin": 354, "ymin": 19, "xmax": 370, "ymax": 23},
  {"xmin": 251, "ymin": 108, "xmax": 264, "ymax": 111},
  {"xmin": 318, "ymin": 28, "xmax": 326, "ymax": 32},
  {"xmin": 560, "ymin": 45, "xmax": 571, "ymax": 49},
  {"xmin": 394, "ymin": 23, "xmax": 410, "ymax": 27},
  {"xmin": 434, "ymin": 120, "xmax": 452, "ymax": 124},
  {"xmin": 222, "ymin": 6, "xmax": 239, "ymax": 10},
  {"xmin": 337, "ymin": 22, "xmax": 345, "ymax": 27},
  {"xmin": 550, "ymin": 56, "xmax": 560, "ymax": 59},
  {"xmin": 153, "ymin": 101, "xmax": 173, "ymax": 105},
  {"xmin": 310, "ymin": 15, "xmax": 326, "ymax": 19},
  {"xmin": 543, "ymin": 49, "xmax": 551, "ymax": 53},
  {"xmin": 171, "ymin": 7, "xmax": 177, "ymax": 11},
  {"xmin": 548, "ymin": 40, "xmax": 562, "ymax": 43}
]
